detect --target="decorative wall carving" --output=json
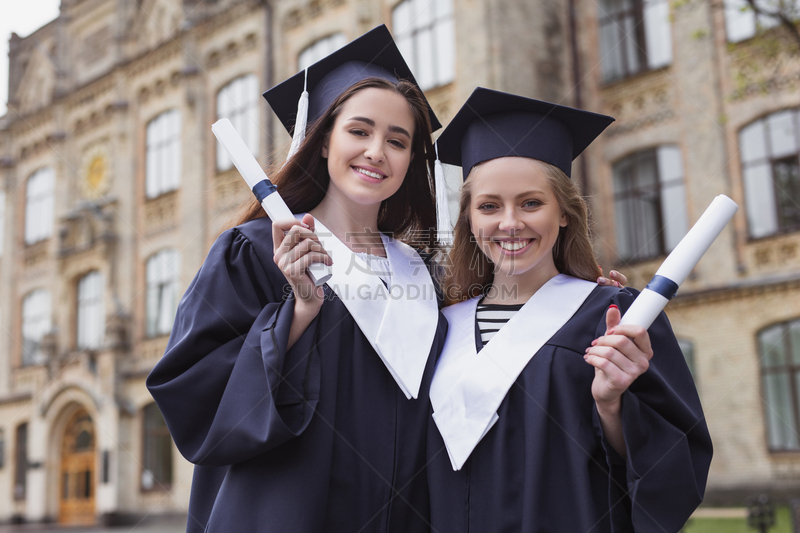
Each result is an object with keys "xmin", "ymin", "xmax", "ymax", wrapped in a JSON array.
[
  {"xmin": 57, "ymin": 201, "xmax": 116, "ymax": 258},
  {"xmin": 143, "ymin": 191, "xmax": 179, "ymax": 235},
  {"xmin": 204, "ymin": 32, "xmax": 258, "ymax": 69},
  {"xmin": 283, "ymin": 0, "xmax": 346, "ymax": 29}
]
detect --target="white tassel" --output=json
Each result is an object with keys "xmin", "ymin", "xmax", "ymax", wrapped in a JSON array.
[
  {"xmin": 434, "ymin": 142, "xmax": 453, "ymax": 246},
  {"xmin": 285, "ymin": 67, "xmax": 309, "ymax": 164}
]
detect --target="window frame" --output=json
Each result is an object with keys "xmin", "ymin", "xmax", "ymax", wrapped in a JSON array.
[
  {"xmin": 216, "ymin": 75, "xmax": 260, "ymax": 172},
  {"xmin": 141, "ymin": 403, "xmax": 173, "ymax": 492},
  {"xmin": 76, "ymin": 271, "xmax": 105, "ymax": 351},
  {"xmin": 145, "ymin": 109, "xmax": 181, "ymax": 199},
  {"xmin": 14, "ymin": 423, "xmax": 27, "ymax": 501},
  {"xmin": 24, "ymin": 167, "xmax": 54, "ymax": 245},
  {"xmin": 597, "ymin": 0, "xmax": 672, "ymax": 83},
  {"xmin": 392, "ymin": 0, "xmax": 456, "ymax": 91},
  {"xmin": 739, "ymin": 109, "xmax": 800, "ymax": 239},
  {"xmin": 612, "ymin": 145, "xmax": 688, "ymax": 262},
  {"xmin": 758, "ymin": 318, "xmax": 800, "ymax": 452},
  {"xmin": 21, "ymin": 289, "xmax": 51, "ymax": 366},
  {"xmin": 297, "ymin": 33, "xmax": 347, "ymax": 71},
  {"xmin": 145, "ymin": 249, "xmax": 180, "ymax": 338},
  {"xmin": 723, "ymin": 0, "xmax": 784, "ymax": 43}
]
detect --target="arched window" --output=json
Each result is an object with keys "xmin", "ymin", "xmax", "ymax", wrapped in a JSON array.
[
  {"xmin": 146, "ymin": 249, "xmax": 180, "ymax": 337},
  {"xmin": 739, "ymin": 109, "xmax": 800, "ymax": 238},
  {"xmin": 216, "ymin": 75, "xmax": 260, "ymax": 171},
  {"xmin": 613, "ymin": 146, "xmax": 688, "ymax": 261},
  {"xmin": 22, "ymin": 289, "xmax": 51, "ymax": 366},
  {"xmin": 77, "ymin": 271, "xmax": 104, "ymax": 350},
  {"xmin": 393, "ymin": 0, "xmax": 455, "ymax": 90},
  {"xmin": 298, "ymin": 33, "xmax": 346, "ymax": 71},
  {"xmin": 597, "ymin": 0, "xmax": 672, "ymax": 82},
  {"xmin": 25, "ymin": 167, "xmax": 54, "ymax": 244},
  {"xmin": 142, "ymin": 403, "xmax": 172, "ymax": 491},
  {"xmin": 145, "ymin": 109, "xmax": 181, "ymax": 198},
  {"xmin": 759, "ymin": 318, "xmax": 800, "ymax": 451}
]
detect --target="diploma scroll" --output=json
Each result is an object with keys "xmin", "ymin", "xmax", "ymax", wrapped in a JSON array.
[
  {"xmin": 619, "ymin": 195, "xmax": 738, "ymax": 329},
  {"xmin": 212, "ymin": 119, "xmax": 332, "ymax": 287}
]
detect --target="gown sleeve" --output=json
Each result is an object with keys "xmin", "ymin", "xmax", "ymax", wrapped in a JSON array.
[
  {"xmin": 592, "ymin": 289, "xmax": 713, "ymax": 532},
  {"xmin": 146, "ymin": 225, "xmax": 321, "ymax": 467}
]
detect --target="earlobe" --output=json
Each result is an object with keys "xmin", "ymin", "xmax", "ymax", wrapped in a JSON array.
[
  {"xmin": 321, "ymin": 142, "xmax": 329, "ymax": 159},
  {"xmin": 560, "ymin": 212, "xmax": 568, "ymax": 228}
]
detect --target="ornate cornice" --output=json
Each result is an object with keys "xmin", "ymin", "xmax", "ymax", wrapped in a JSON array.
[{"xmin": 669, "ymin": 272, "xmax": 800, "ymax": 307}]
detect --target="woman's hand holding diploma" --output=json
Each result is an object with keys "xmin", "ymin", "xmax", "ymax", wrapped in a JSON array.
[
  {"xmin": 272, "ymin": 213, "xmax": 333, "ymax": 348},
  {"xmin": 584, "ymin": 304, "xmax": 654, "ymax": 458}
]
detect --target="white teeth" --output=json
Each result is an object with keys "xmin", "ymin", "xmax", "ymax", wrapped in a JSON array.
[
  {"xmin": 354, "ymin": 167, "xmax": 385, "ymax": 179},
  {"xmin": 497, "ymin": 240, "xmax": 530, "ymax": 251}
]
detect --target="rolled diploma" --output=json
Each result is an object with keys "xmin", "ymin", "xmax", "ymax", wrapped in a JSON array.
[
  {"xmin": 619, "ymin": 194, "xmax": 739, "ymax": 329},
  {"xmin": 212, "ymin": 118, "xmax": 332, "ymax": 286}
]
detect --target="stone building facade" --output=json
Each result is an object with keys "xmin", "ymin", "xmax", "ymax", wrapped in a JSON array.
[
  {"xmin": 0, "ymin": 0, "xmax": 798, "ymax": 525},
  {"xmin": 575, "ymin": 0, "xmax": 800, "ymax": 504}
]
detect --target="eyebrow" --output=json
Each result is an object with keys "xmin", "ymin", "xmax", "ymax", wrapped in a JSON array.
[
  {"xmin": 475, "ymin": 190, "xmax": 547, "ymax": 200},
  {"xmin": 349, "ymin": 116, "xmax": 412, "ymax": 139}
]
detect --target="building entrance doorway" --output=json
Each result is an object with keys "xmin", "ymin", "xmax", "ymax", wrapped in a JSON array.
[{"xmin": 59, "ymin": 409, "xmax": 95, "ymax": 525}]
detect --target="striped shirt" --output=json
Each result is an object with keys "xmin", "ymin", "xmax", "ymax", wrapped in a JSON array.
[{"xmin": 476, "ymin": 301, "xmax": 524, "ymax": 347}]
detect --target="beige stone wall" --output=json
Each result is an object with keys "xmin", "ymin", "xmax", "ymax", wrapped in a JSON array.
[
  {"xmin": 578, "ymin": 0, "xmax": 800, "ymax": 501},
  {"xmin": 668, "ymin": 282, "xmax": 800, "ymax": 492},
  {"xmin": 0, "ymin": 0, "xmax": 271, "ymax": 523},
  {"xmin": 5, "ymin": 0, "xmax": 798, "ymax": 522}
]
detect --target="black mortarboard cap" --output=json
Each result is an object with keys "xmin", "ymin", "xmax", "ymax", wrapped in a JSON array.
[
  {"xmin": 437, "ymin": 87, "xmax": 614, "ymax": 179},
  {"xmin": 264, "ymin": 25, "xmax": 442, "ymax": 134}
]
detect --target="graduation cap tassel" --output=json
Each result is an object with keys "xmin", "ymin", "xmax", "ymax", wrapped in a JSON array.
[
  {"xmin": 434, "ymin": 141, "xmax": 453, "ymax": 246},
  {"xmin": 285, "ymin": 67, "xmax": 309, "ymax": 164}
]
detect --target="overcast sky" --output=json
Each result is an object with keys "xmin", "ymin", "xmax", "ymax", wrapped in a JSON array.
[{"xmin": 1, "ymin": 0, "xmax": 61, "ymax": 117}]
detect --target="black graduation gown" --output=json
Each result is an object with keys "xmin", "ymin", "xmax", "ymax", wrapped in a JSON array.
[
  {"xmin": 427, "ymin": 285, "xmax": 712, "ymax": 533},
  {"xmin": 146, "ymin": 216, "xmax": 448, "ymax": 533}
]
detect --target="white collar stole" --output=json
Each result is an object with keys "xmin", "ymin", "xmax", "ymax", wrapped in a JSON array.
[
  {"xmin": 314, "ymin": 220, "xmax": 439, "ymax": 399},
  {"xmin": 429, "ymin": 274, "xmax": 597, "ymax": 470}
]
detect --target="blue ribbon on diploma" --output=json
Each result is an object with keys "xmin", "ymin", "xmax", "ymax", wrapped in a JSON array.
[
  {"xmin": 645, "ymin": 275, "xmax": 679, "ymax": 300},
  {"xmin": 252, "ymin": 180, "xmax": 277, "ymax": 203}
]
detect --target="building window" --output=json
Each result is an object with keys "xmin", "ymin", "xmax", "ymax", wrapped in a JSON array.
[
  {"xmin": 393, "ymin": 0, "xmax": 455, "ymax": 90},
  {"xmin": 146, "ymin": 109, "xmax": 181, "ymax": 199},
  {"xmin": 22, "ymin": 289, "xmax": 51, "ymax": 366},
  {"xmin": 298, "ymin": 33, "xmax": 347, "ymax": 70},
  {"xmin": 677, "ymin": 338, "xmax": 696, "ymax": 377},
  {"xmin": 597, "ymin": 0, "xmax": 672, "ymax": 83},
  {"xmin": 740, "ymin": 109, "xmax": 800, "ymax": 238},
  {"xmin": 759, "ymin": 318, "xmax": 800, "ymax": 451},
  {"xmin": 77, "ymin": 271, "xmax": 104, "ymax": 350},
  {"xmin": 216, "ymin": 75, "xmax": 260, "ymax": 172},
  {"xmin": 723, "ymin": 0, "xmax": 781, "ymax": 43},
  {"xmin": 142, "ymin": 403, "xmax": 172, "ymax": 491},
  {"xmin": 146, "ymin": 249, "xmax": 180, "ymax": 337},
  {"xmin": 613, "ymin": 146, "xmax": 688, "ymax": 261},
  {"xmin": 24, "ymin": 167, "xmax": 54, "ymax": 245},
  {"xmin": 14, "ymin": 423, "xmax": 27, "ymax": 501}
]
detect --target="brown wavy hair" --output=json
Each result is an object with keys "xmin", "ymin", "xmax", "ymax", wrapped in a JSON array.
[
  {"xmin": 442, "ymin": 159, "xmax": 601, "ymax": 305},
  {"xmin": 232, "ymin": 78, "xmax": 438, "ymax": 252}
]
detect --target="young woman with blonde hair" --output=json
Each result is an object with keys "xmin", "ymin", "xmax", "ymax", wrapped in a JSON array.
[{"xmin": 427, "ymin": 88, "xmax": 712, "ymax": 532}]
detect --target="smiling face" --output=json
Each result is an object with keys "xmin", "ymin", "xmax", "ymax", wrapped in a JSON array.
[
  {"xmin": 469, "ymin": 157, "xmax": 567, "ymax": 283},
  {"xmin": 321, "ymin": 87, "xmax": 415, "ymax": 210}
]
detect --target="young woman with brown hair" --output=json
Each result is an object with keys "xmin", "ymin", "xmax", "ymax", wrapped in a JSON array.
[
  {"xmin": 147, "ymin": 27, "xmax": 447, "ymax": 533},
  {"xmin": 427, "ymin": 88, "xmax": 712, "ymax": 532}
]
